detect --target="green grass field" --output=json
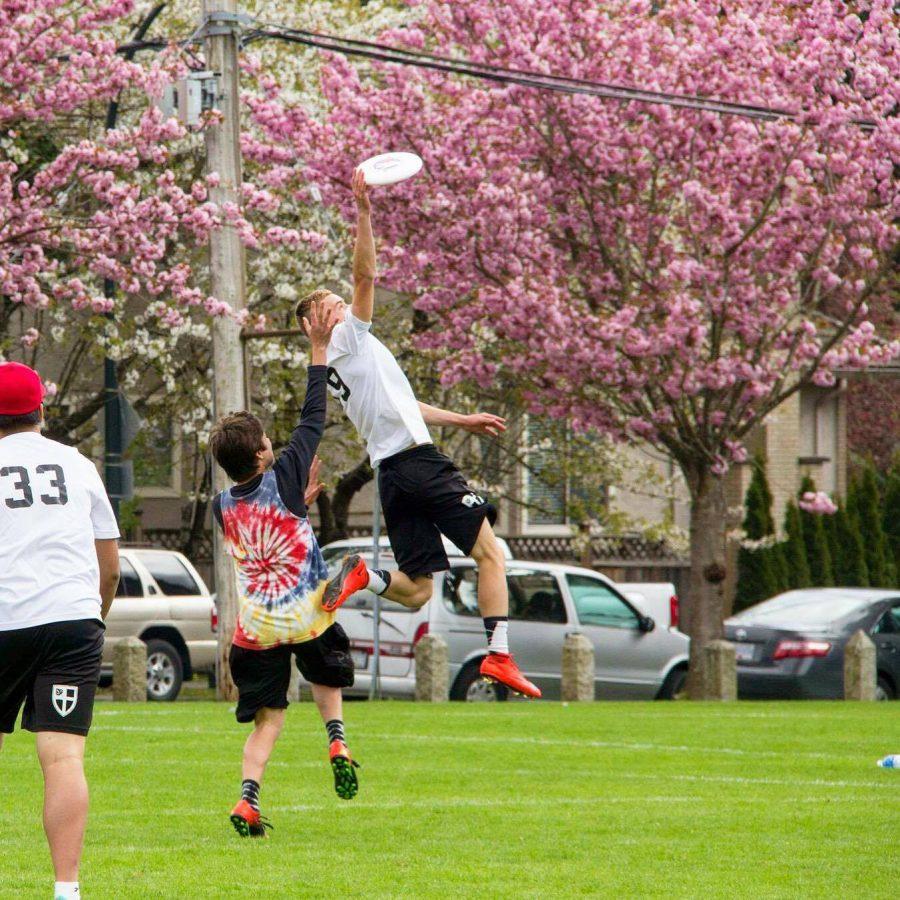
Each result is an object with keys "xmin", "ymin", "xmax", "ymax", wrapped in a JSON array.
[{"xmin": 2, "ymin": 699, "xmax": 899, "ymax": 899}]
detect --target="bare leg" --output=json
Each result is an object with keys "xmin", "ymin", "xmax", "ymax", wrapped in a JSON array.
[
  {"xmin": 382, "ymin": 572, "xmax": 433, "ymax": 609},
  {"xmin": 469, "ymin": 519, "xmax": 508, "ymax": 617},
  {"xmin": 242, "ymin": 707, "xmax": 285, "ymax": 784},
  {"xmin": 311, "ymin": 683, "xmax": 343, "ymax": 725},
  {"xmin": 36, "ymin": 732, "xmax": 87, "ymax": 884}
]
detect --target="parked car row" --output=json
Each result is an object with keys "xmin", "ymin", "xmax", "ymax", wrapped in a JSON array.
[{"xmin": 103, "ymin": 541, "xmax": 900, "ymax": 704}]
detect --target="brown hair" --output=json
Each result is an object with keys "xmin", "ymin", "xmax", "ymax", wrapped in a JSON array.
[
  {"xmin": 0, "ymin": 408, "xmax": 42, "ymax": 430},
  {"xmin": 295, "ymin": 289, "xmax": 333, "ymax": 334},
  {"xmin": 208, "ymin": 411, "xmax": 265, "ymax": 483}
]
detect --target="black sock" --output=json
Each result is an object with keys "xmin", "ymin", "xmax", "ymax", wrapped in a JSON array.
[
  {"xmin": 326, "ymin": 718, "xmax": 345, "ymax": 745},
  {"xmin": 241, "ymin": 778, "xmax": 260, "ymax": 812},
  {"xmin": 483, "ymin": 615, "xmax": 509, "ymax": 654}
]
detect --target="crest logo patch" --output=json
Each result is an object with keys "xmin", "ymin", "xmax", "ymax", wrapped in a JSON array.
[{"xmin": 51, "ymin": 684, "xmax": 78, "ymax": 718}]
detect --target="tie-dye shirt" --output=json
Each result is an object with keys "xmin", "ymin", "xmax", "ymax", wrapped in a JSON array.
[
  {"xmin": 218, "ymin": 471, "xmax": 333, "ymax": 649},
  {"xmin": 213, "ymin": 366, "xmax": 332, "ymax": 649}
]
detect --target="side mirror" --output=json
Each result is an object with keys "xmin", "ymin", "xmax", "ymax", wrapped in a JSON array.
[{"xmin": 639, "ymin": 615, "xmax": 655, "ymax": 633}]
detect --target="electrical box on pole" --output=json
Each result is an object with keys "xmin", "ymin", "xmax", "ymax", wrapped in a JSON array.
[{"xmin": 157, "ymin": 71, "xmax": 218, "ymax": 126}]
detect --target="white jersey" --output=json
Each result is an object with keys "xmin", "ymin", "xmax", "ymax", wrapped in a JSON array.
[
  {"xmin": 0, "ymin": 432, "xmax": 120, "ymax": 631},
  {"xmin": 327, "ymin": 312, "xmax": 431, "ymax": 465}
]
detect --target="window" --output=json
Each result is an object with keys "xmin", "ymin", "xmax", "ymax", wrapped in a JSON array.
[
  {"xmin": 874, "ymin": 604, "xmax": 900, "ymax": 635},
  {"xmin": 507, "ymin": 570, "xmax": 567, "ymax": 623},
  {"xmin": 443, "ymin": 566, "xmax": 567, "ymax": 624},
  {"xmin": 442, "ymin": 567, "xmax": 481, "ymax": 618},
  {"xmin": 132, "ymin": 421, "xmax": 175, "ymax": 490},
  {"xmin": 567, "ymin": 575, "xmax": 639, "ymax": 630},
  {"xmin": 136, "ymin": 552, "xmax": 201, "ymax": 596},
  {"xmin": 116, "ymin": 558, "xmax": 144, "ymax": 598},
  {"xmin": 526, "ymin": 420, "xmax": 566, "ymax": 526},
  {"xmin": 524, "ymin": 419, "xmax": 606, "ymax": 530}
]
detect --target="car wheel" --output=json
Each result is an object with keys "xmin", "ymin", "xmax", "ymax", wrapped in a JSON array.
[
  {"xmin": 450, "ymin": 660, "xmax": 508, "ymax": 702},
  {"xmin": 876, "ymin": 676, "xmax": 895, "ymax": 702},
  {"xmin": 145, "ymin": 639, "xmax": 184, "ymax": 702},
  {"xmin": 657, "ymin": 666, "xmax": 687, "ymax": 700}
]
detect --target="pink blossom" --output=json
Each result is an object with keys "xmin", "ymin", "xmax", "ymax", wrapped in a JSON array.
[
  {"xmin": 798, "ymin": 492, "xmax": 838, "ymax": 515},
  {"xmin": 20, "ymin": 328, "xmax": 40, "ymax": 348},
  {"xmin": 242, "ymin": 0, "xmax": 897, "ymax": 468}
]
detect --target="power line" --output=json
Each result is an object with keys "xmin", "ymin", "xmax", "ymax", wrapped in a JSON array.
[
  {"xmin": 118, "ymin": 19, "xmax": 878, "ymax": 132},
  {"xmin": 244, "ymin": 24, "xmax": 877, "ymax": 132}
]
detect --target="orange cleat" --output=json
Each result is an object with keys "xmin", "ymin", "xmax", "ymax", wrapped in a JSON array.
[
  {"xmin": 230, "ymin": 798, "xmax": 272, "ymax": 838},
  {"xmin": 480, "ymin": 653, "xmax": 542, "ymax": 699},
  {"xmin": 329, "ymin": 740, "xmax": 360, "ymax": 800},
  {"xmin": 322, "ymin": 554, "xmax": 369, "ymax": 613}
]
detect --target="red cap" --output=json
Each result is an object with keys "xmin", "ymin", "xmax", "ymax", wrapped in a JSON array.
[{"xmin": 0, "ymin": 362, "xmax": 46, "ymax": 416}]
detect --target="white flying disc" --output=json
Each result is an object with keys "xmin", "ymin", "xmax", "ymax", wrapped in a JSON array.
[{"xmin": 358, "ymin": 151, "xmax": 423, "ymax": 186}]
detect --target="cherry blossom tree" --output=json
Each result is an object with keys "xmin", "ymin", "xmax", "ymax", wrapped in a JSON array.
[
  {"xmin": 247, "ymin": 0, "xmax": 899, "ymax": 694},
  {"xmin": 0, "ymin": 0, "xmax": 237, "ymax": 447}
]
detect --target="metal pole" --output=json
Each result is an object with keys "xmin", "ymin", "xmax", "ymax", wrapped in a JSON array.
[
  {"xmin": 102, "ymin": 351, "xmax": 123, "ymax": 521},
  {"xmin": 102, "ymin": 3, "xmax": 166, "ymax": 522},
  {"xmin": 202, "ymin": 0, "xmax": 248, "ymax": 702},
  {"xmin": 369, "ymin": 467, "xmax": 382, "ymax": 700}
]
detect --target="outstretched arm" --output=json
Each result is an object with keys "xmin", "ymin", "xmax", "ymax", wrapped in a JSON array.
[
  {"xmin": 351, "ymin": 168, "xmax": 375, "ymax": 323},
  {"xmin": 418, "ymin": 401, "xmax": 507, "ymax": 437},
  {"xmin": 274, "ymin": 303, "xmax": 338, "ymax": 515}
]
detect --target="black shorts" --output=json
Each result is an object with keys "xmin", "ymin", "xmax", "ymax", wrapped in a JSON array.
[
  {"xmin": 378, "ymin": 444, "xmax": 497, "ymax": 578},
  {"xmin": 229, "ymin": 623, "xmax": 354, "ymax": 723},
  {"xmin": 0, "ymin": 619, "xmax": 104, "ymax": 736}
]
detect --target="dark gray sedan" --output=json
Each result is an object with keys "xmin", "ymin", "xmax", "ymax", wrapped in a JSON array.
[{"xmin": 725, "ymin": 589, "xmax": 900, "ymax": 701}]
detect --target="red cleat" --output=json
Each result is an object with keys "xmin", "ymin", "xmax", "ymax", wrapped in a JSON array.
[
  {"xmin": 322, "ymin": 554, "xmax": 369, "ymax": 612},
  {"xmin": 229, "ymin": 798, "xmax": 272, "ymax": 838},
  {"xmin": 329, "ymin": 740, "xmax": 360, "ymax": 800},
  {"xmin": 480, "ymin": 653, "xmax": 542, "ymax": 699}
]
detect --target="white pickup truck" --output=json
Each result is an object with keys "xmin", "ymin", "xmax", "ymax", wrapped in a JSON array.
[{"xmin": 618, "ymin": 582, "xmax": 681, "ymax": 633}]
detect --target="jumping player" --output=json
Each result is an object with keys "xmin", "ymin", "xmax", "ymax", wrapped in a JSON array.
[
  {"xmin": 296, "ymin": 169, "xmax": 540, "ymax": 699},
  {"xmin": 0, "ymin": 362, "xmax": 121, "ymax": 900},
  {"xmin": 210, "ymin": 302, "xmax": 359, "ymax": 839}
]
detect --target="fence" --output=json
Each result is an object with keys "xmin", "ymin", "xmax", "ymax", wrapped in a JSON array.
[
  {"xmin": 136, "ymin": 527, "xmax": 689, "ymax": 598},
  {"xmin": 502, "ymin": 534, "xmax": 690, "ymax": 599}
]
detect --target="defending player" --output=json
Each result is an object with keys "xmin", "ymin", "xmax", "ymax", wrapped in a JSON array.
[
  {"xmin": 296, "ymin": 170, "xmax": 540, "ymax": 699},
  {"xmin": 0, "ymin": 362, "xmax": 121, "ymax": 900},
  {"xmin": 210, "ymin": 301, "xmax": 359, "ymax": 839}
]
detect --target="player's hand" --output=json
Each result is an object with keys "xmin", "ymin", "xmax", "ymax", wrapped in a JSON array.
[
  {"xmin": 301, "ymin": 300, "xmax": 339, "ymax": 350},
  {"xmin": 304, "ymin": 455, "xmax": 326, "ymax": 507},
  {"xmin": 462, "ymin": 413, "xmax": 507, "ymax": 437},
  {"xmin": 352, "ymin": 167, "xmax": 371, "ymax": 214}
]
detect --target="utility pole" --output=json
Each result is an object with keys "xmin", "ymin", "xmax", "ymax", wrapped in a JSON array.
[{"xmin": 201, "ymin": 0, "xmax": 248, "ymax": 701}]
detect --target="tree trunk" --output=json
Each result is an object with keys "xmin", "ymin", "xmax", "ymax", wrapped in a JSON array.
[
  {"xmin": 681, "ymin": 462, "xmax": 729, "ymax": 699},
  {"xmin": 181, "ymin": 456, "xmax": 212, "ymax": 562},
  {"xmin": 331, "ymin": 458, "xmax": 373, "ymax": 537}
]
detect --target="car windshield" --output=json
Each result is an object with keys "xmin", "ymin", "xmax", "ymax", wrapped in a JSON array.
[
  {"xmin": 321, "ymin": 543, "xmax": 395, "ymax": 567},
  {"xmin": 730, "ymin": 592, "xmax": 870, "ymax": 628},
  {"xmin": 136, "ymin": 551, "xmax": 201, "ymax": 596}
]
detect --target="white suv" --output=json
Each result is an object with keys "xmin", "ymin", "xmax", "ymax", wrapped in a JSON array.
[
  {"xmin": 320, "ymin": 540, "xmax": 689, "ymax": 701},
  {"xmin": 103, "ymin": 548, "xmax": 216, "ymax": 701}
]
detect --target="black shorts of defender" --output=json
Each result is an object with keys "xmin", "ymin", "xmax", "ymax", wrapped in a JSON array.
[
  {"xmin": 229, "ymin": 623, "xmax": 354, "ymax": 723},
  {"xmin": 0, "ymin": 619, "xmax": 104, "ymax": 736},
  {"xmin": 378, "ymin": 444, "xmax": 497, "ymax": 579}
]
